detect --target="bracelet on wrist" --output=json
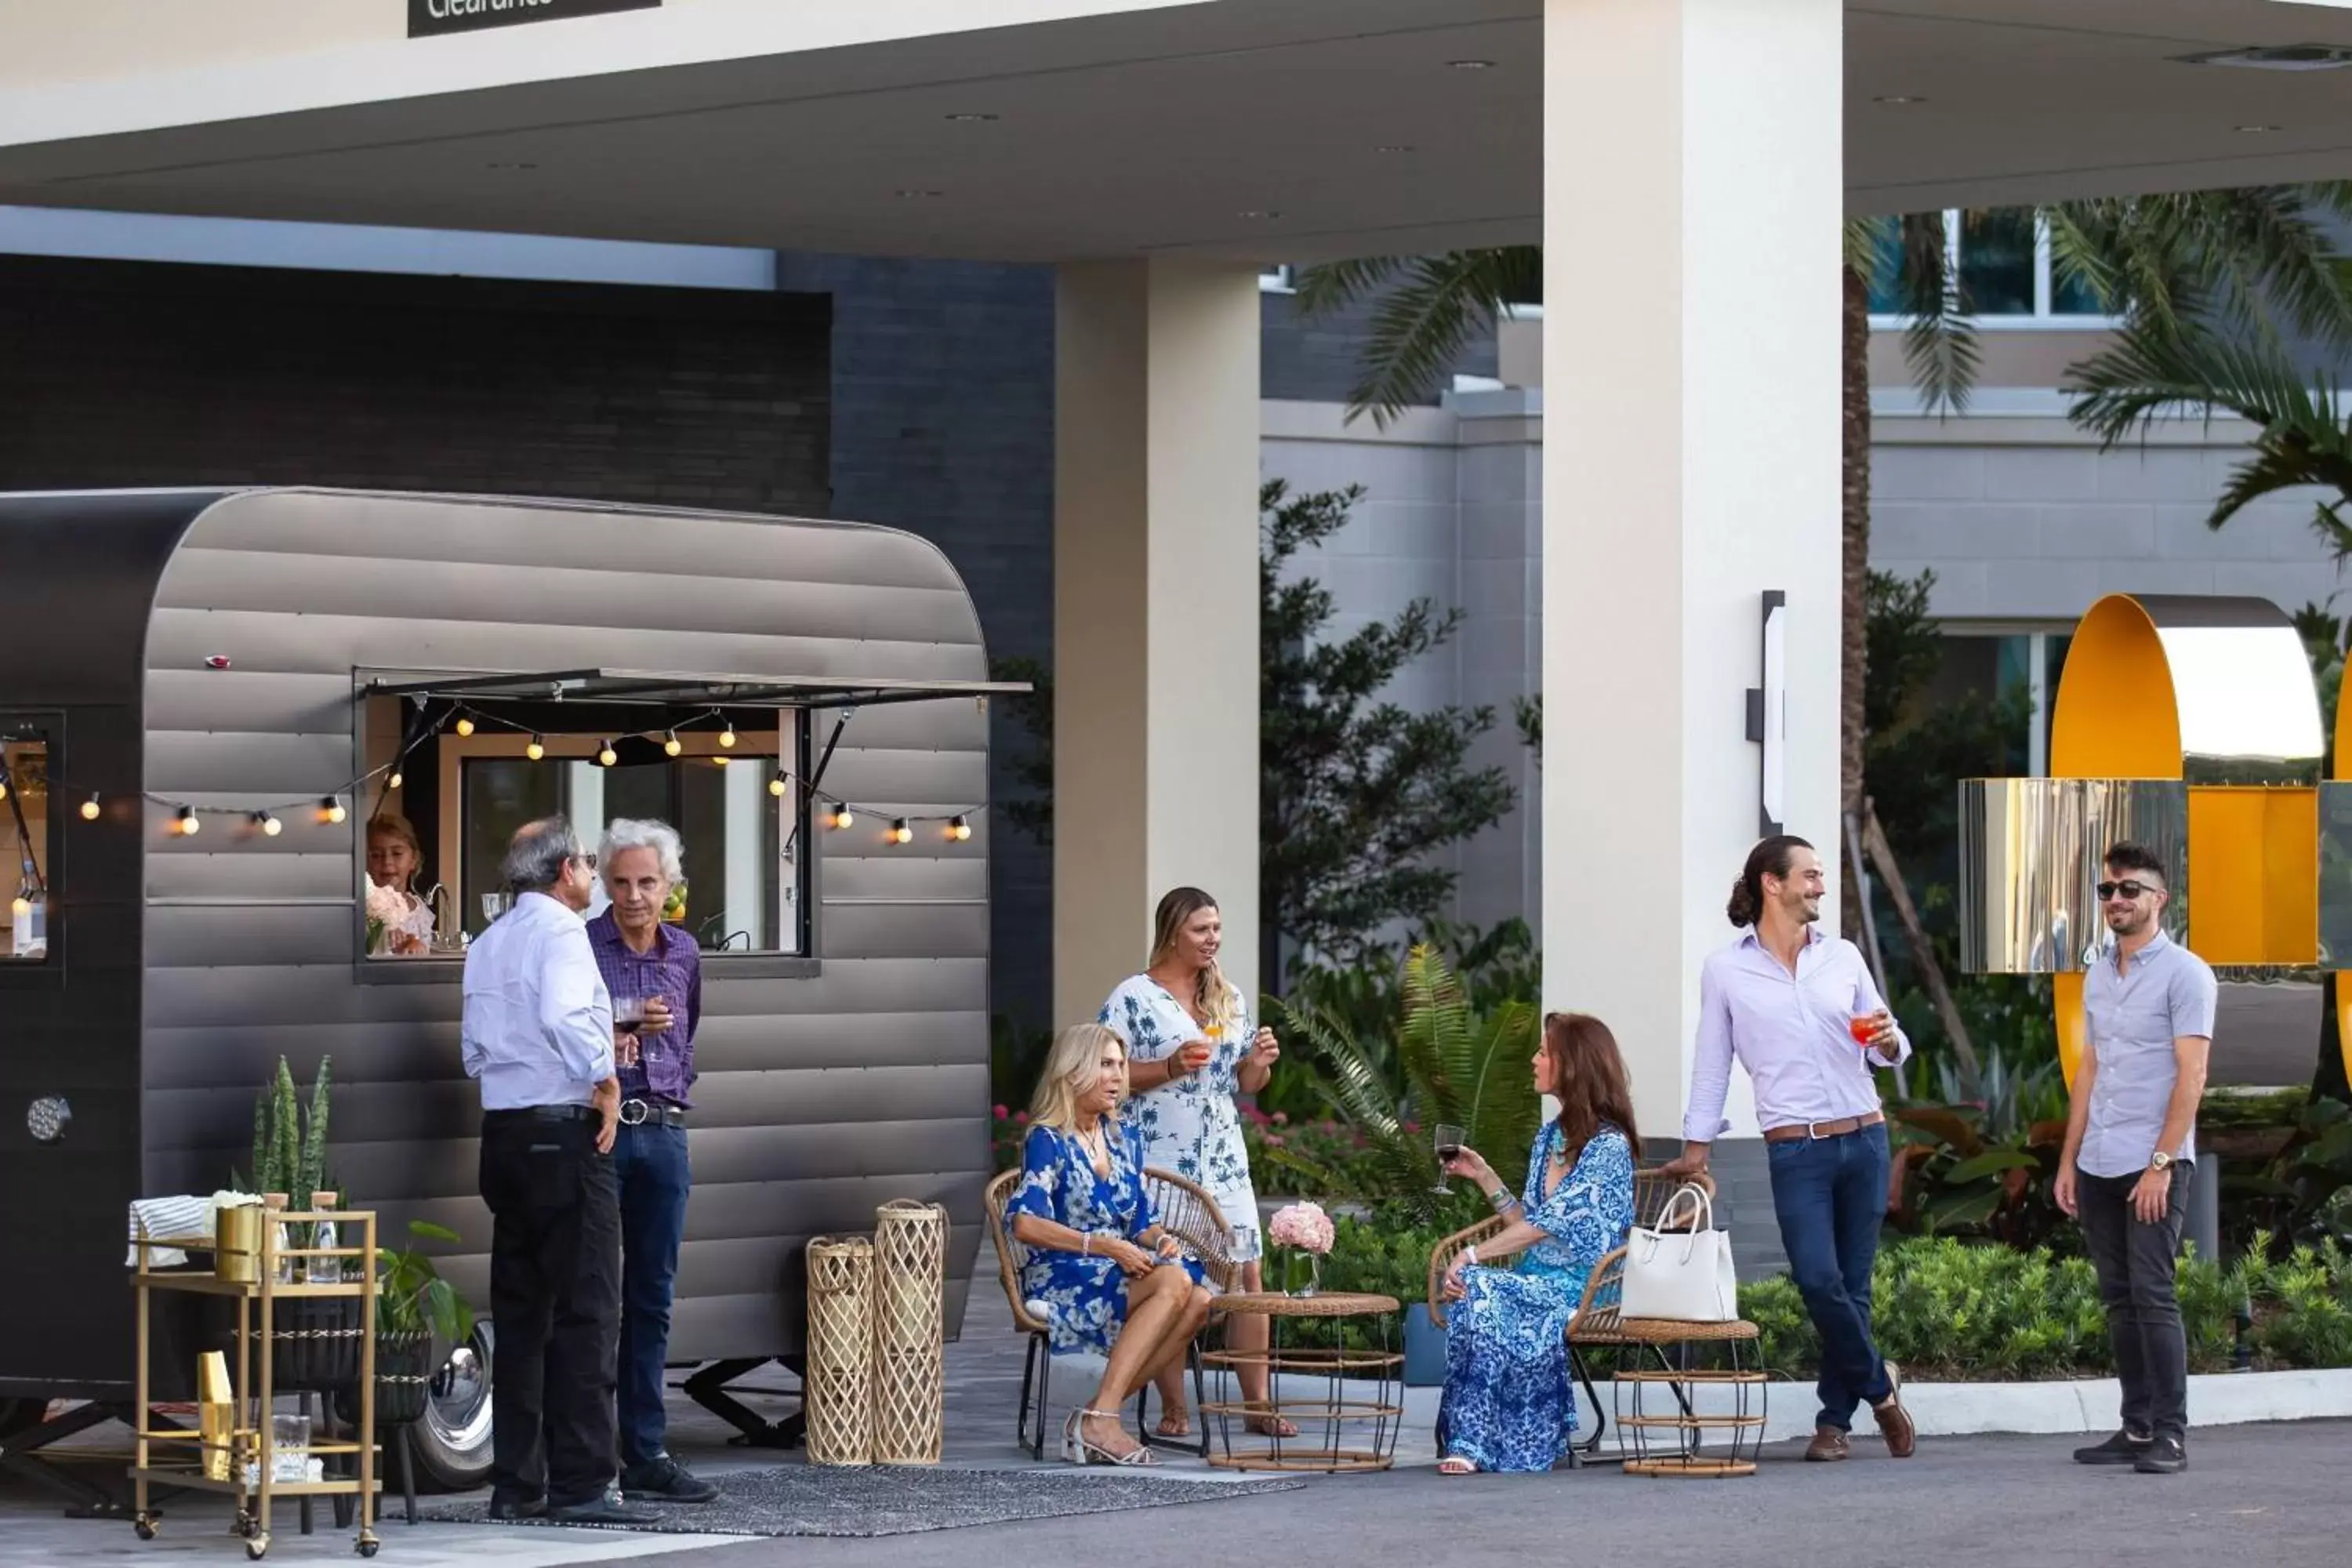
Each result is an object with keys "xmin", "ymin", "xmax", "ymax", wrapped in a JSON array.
[{"xmin": 1464, "ymin": 1244, "xmax": 1479, "ymax": 1267}]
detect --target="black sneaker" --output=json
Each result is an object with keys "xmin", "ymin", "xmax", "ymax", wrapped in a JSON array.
[
  {"xmin": 621, "ymin": 1455, "xmax": 720, "ymax": 1504},
  {"xmin": 487, "ymin": 1493, "xmax": 546, "ymax": 1521},
  {"xmin": 2073, "ymin": 1428, "xmax": 2151, "ymax": 1465},
  {"xmin": 547, "ymin": 1491, "xmax": 663, "ymax": 1526},
  {"xmin": 2132, "ymin": 1435, "xmax": 2187, "ymax": 1475}
]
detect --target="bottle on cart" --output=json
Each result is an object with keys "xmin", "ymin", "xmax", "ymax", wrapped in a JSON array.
[
  {"xmin": 309, "ymin": 1192, "xmax": 343, "ymax": 1285},
  {"xmin": 262, "ymin": 1192, "xmax": 292, "ymax": 1285}
]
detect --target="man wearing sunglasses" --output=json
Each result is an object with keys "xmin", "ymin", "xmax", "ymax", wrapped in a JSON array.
[
  {"xmin": 462, "ymin": 818, "xmax": 649, "ymax": 1525},
  {"xmin": 2055, "ymin": 841, "xmax": 2216, "ymax": 1476}
]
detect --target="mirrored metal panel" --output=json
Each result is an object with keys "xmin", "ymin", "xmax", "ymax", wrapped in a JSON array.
[
  {"xmin": 2137, "ymin": 597, "xmax": 2325, "ymax": 787},
  {"xmin": 1959, "ymin": 777, "xmax": 2187, "ymax": 973}
]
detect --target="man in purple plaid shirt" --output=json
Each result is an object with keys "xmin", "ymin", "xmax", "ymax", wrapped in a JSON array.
[{"xmin": 585, "ymin": 818, "xmax": 717, "ymax": 1505}]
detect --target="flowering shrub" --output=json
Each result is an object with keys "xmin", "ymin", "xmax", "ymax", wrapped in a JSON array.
[{"xmin": 989, "ymin": 1105, "xmax": 1032, "ymax": 1172}]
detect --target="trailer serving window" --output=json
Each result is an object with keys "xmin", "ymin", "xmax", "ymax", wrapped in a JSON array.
[{"xmin": 0, "ymin": 722, "xmax": 50, "ymax": 963}]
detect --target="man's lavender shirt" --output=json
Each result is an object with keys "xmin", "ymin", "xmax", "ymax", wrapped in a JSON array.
[
  {"xmin": 1682, "ymin": 924, "xmax": 1912, "ymax": 1143},
  {"xmin": 586, "ymin": 911, "xmax": 702, "ymax": 1109}
]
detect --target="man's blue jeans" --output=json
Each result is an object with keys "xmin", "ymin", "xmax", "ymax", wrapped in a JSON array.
[
  {"xmin": 1766, "ymin": 1123, "xmax": 1894, "ymax": 1431},
  {"xmin": 612, "ymin": 1120, "xmax": 691, "ymax": 1469}
]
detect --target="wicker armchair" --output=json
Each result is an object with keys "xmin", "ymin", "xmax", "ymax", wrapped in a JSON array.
[
  {"xmin": 1425, "ymin": 1167, "xmax": 1717, "ymax": 1460},
  {"xmin": 983, "ymin": 1163, "xmax": 1237, "ymax": 1459}
]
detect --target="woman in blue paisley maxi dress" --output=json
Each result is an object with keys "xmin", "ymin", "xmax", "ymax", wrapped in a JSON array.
[
  {"xmin": 1007, "ymin": 1023, "xmax": 1212, "ymax": 1464},
  {"xmin": 1100, "ymin": 887, "xmax": 1294, "ymax": 1439},
  {"xmin": 1433, "ymin": 1012, "xmax": 1640, "ymax": 1473}
]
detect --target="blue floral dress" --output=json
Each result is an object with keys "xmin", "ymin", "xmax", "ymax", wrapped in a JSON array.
[
  {"xmin": 1436, "ymin": 1122, "xmax": 1636, "ymax": 1472},
  {"xmin": 1101, "ymin": 975, "xmax": 1262, "ymax": 1261},
  {"xmin": 1006, "ymin": 1120, "xmax": 1207, "ymax": 1355}
]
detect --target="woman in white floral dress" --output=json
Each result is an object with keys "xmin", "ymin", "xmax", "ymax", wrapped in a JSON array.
[{"xmin": 1099, "ymin": 887, "xmax": 1296, "ymax": 1439}]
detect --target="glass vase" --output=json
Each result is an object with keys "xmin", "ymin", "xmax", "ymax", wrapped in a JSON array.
[{"xmin": 1280, "ymin": 1248, "xmax": 1322, "ymax": 1298}]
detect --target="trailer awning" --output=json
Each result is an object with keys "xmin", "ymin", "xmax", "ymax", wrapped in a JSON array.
[{"xmin": 360, "ymin": 668, "xmax": 1029, "ymax": 709}]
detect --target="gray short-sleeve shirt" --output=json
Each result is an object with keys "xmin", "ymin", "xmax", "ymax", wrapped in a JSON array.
[{"xmin": 2077, "ymin": 929, "xmax": 2218, "ymax": 1179}]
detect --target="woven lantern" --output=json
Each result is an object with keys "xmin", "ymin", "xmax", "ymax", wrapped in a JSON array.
[
  {"xmin": 870, "ymin": 1199, "xmax": 947, "ymax": 1465},
  {"xmin": 804, "ymin": 1236, "xmax": 875, "ymax": 1466}
]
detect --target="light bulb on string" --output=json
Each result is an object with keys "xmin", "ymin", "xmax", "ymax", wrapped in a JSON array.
[
  {"xmin": 711, "ymin": 753, "xmax": 729, "ymax": 768},
  {"xmin": 829, "ymin": 805, "xmax": 855, "ymax": 830},
  {"xmin": 526, "ymin": 735, "xmax": 546, "ymax": 762},
  {"xmin": 318, "ymin": 797, "xmax": 347, "ymax": 826},
  {"xmin": 175, "ymin": 807, "xmax": 201, "ymax": 837},
  {"xmin": 948, "ymin": 815, "xmax": 972, "ymax": 841},
  {"xmin": 454, "ymin": 714, "xmax": 476, "ymax": 739},
  {"xmin": 768, "ymin": 777, "xmax": 787, "ymax": 798},
  {"xmin": 597, "ymin": 740, "xmax": 618, "ymax": 768},
  {"xmin": 388, "ymin": 768, "xmax": 404, "ymax": 790},
  {"xmin": 251, "ymin": 811, "xmax": 282, "ymax": 837},
  {"xmin": 889, "ymin": 818, "xmax": 913, "ymax": 845},
  {"xmin": 718, "ymin": 720, "xmax": 737, "ymax": 750},
  {"xmin": 663, "ymin": 730, "xmax": 684, "ymax": 757},
  {"xmin": 0, "ymin": 777, "xmax": 9, "ymax": 804},
  {"xmin": 80, "ymin": 794, "xmax": 101, "ymax": 822}
]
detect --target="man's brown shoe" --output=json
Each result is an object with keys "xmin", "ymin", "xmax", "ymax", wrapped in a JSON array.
[
  {"xmin": 1871, "ymin": 1362, "xmax": 1917, "ymax": 1458},
  {"xmin": 1804, "ymin": 1426, "xmax": 1850, "ymax": 1462}
]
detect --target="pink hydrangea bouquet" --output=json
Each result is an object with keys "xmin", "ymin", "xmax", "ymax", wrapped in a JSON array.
[{"xmin": 1268, "ymin": 1201, "xmax": 1334, "ymax": 1297}]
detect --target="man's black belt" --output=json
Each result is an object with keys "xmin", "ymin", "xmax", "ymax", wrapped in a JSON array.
[
  {"xmin": 619, "ymin": 1098, "xmax": 688, "ymax": 1128},
  {"xmin": 485, "ymin": 1104, "xmax": 600, "ymax": 1126}
]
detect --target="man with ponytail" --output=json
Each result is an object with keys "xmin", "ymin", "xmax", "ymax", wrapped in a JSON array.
[{"xmin": 1661, "ymin": 834, "xmax": 1916, "ymax": 1463}]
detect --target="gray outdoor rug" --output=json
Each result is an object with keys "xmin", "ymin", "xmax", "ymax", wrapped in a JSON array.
[{"xmin": 419, "ymin": 1467, "xmax": 1306, "ymax": 1537}]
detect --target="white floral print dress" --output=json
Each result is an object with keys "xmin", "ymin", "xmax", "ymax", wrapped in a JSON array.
[{"xmin": 1099, "ymin": 975, "xmax": 1263, "ymax": 1262}]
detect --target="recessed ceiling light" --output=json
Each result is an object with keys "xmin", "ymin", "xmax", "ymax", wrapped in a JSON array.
[
  {"xmin": 2234, "ymin": 123, "xmax": 2283, "ymax": 132},
  {"xmin": 1237, "ymin": 210, "xmax": 1283, "ymax": 220},
  {"xmin": 895, "ymin": 189, "xmax": 944, "ymax": 199},
  {"xmin": 1872, "ymin": 94, "xmax": 1926, "ymax": 105},
  {"xmin": 944, "ymin": 112, "xmax": 999, "ymax": 122},
  {"xmin": 1376, "ymin": 144, "xmax": 1417, "ymax": 154},
  {"xmin": 2177, "ymin": 43, "xmax": 2352, "ymax": 71},
  {"xmin": 485, "ymin": 162, "xmax": 539, "ymax": 171},
  {"xmin": 1448, "ymin": 60, "xmax": 1494, "ymax": 71}
]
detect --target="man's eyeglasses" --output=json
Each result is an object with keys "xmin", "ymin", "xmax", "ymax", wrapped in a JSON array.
[
  {"xmin": 2096, "ymin": 879, "xmax": 2157, "ymax": 902},
  {"xmin": 571, "ymin": 851, "xmax": 598, "ymax": 870}
]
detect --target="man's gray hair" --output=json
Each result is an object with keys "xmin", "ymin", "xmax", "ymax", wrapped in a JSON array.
[
  {"xmin": 600, "ymin": 818, "xmax": 684, "ymax": 885},
  {"xmin": 502, "ymin": 816, "xmax": 581, "ymax": 893}
]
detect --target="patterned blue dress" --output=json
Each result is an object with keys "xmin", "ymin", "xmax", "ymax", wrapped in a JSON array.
[
  {"xmin": 1006, "ymin": 1120, "xmax": 1207, "ymax": 1355},
  {"xmin": 1436, "ymin": 1122, "xmax": 1636, "ymax": 1472},
  {"xmin": 1101, "ymin": 975, "xmax": 1263, "ymax": 1261}
]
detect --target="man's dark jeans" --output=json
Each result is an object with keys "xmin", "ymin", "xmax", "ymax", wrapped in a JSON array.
[
  {"xmin": 612, "ymin": 1120, "xmax": 692, "ymax": 1469},
  {"xmin": 1766, "ymin": 1123, "xmax": 1895, "ymax": 1431},
  {"xmin": 481, "ymin": 1111, "xmax": 620, "ymax": 1510},
  {"xmin": 2076, "ymin": 1163, "xmax": 2190, "ymax": 1442}
]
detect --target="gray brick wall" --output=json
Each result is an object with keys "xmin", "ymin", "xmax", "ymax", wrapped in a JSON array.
[
  {"xmin": 1262, "ymin": 284, "xmax": 1498, "ymax": 406},
  {"xmin": 771, "ymin": 253, "xmax": 1056, "ymax": 1035}
]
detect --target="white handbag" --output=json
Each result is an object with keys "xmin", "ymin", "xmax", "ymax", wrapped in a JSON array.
[{"xmin": 1619, "ymin": 1182, "xmax": 1739, "ymax": 1322}]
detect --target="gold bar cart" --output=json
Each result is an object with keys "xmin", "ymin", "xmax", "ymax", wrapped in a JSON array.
[{"xmin": 127, "ymin": 1207, "xmax": 382, "ymax": 1559}]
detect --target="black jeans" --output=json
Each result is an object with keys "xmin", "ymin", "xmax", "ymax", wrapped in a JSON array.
[
  {"xmin": 481, "ymin": 1110, "xmax": 621, "ymax": 1508},
  {"xmin": 1766, "ymin": 1123, "xmax": 1896, "ymax": 1431},
  {"xmin": 2076, "ymin": 1163, "xmax": 2190, "ymax": 1441}
]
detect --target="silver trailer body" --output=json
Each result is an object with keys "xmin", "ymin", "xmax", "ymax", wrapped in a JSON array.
[{"xmin": 0, "ymin": 488, "xmax": 996, "ymax": 1403}]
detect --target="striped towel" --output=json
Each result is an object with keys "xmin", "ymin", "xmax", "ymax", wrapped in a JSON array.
[{"xmin": 126, "ymin": 1195, "xmax": 219, "ymax": 1267}]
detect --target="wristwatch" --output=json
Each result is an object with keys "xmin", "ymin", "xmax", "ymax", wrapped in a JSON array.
[{"xmin": 2149, "ymin": 1151, "xmax": 2174, "ymax": 1172}]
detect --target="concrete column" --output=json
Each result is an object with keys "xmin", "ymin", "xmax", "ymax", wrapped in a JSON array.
[
  {"xmin": 1543, "ymin": 0, "xmax": 1844, "ymax": 1143},
  {"xmin": 1053, "ymin": 260, "xmax": 1261, "ymax": 1026}
]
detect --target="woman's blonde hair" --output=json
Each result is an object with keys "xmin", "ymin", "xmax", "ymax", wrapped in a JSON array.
[
  {"xmin": 1149, "ymin": 887, "xmax": 1239, "ymax": 1040},
  {"xmin": 1028, "ymin": 1022, "xmax": 1127, "ymax": 1132}
]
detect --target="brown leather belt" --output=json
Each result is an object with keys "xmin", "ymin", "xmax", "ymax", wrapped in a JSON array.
[{"xmin": 1762, "ymin": 1111, "xmax": 1886, "ymax": 1144}]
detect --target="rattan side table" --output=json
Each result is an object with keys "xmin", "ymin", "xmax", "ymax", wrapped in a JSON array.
[
  {"xmin": 1610, "ymin": 1317, "xmax": 1767, "ymax": 1478},
  {"xmin": 1201, "ymin": 1291, "xmax": 1403, "ymax": 1473}
]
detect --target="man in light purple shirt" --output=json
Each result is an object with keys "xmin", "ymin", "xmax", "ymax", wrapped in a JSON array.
[{"xmin": 1661, "ymin": 834, "xmax": 1917, "ymax": 1462}]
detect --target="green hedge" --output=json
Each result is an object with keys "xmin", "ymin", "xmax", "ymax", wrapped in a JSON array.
[{"xmin": 1742, "ymin": 1235, "xmax": 2352, "ymax": 1380}]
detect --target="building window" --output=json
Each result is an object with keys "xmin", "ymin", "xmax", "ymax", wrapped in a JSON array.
[
  {"xmin": 1867, "ymin": 209, "xmax": 2117, "ymax": 328},
  {"xmin": 359, "ymin": 702, "xmax": 809, "ymax": 961},
  {"xmin": 0, "ymin": 722, "xmax": 50, "ymax": 962}
]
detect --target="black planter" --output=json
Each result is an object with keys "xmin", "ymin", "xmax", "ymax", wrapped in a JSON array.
[
  {"xmin": 371, "ymin": 1330, "xmax": 435, "ymax": 1427},
  {"xmin": 229, "ymin": 1294, "xmax": 366, "ymax": 1392}
]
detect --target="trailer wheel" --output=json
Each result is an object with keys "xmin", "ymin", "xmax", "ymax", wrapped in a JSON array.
[{"xmin": 410, "ymin": 1323, "xmax": 495, "ymax": 1492}]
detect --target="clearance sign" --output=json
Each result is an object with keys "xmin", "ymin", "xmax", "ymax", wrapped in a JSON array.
[{"xmin": 409, "ymin": 0, "xmax": 660, "ymax": 37}]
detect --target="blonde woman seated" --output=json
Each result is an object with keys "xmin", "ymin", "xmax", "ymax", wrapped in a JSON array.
[
  {"xmin": 1432, "ymin": 1011, "xmax": 1638, "ymax": 1474},
  {"xmin": 1007, "ymin": 1022, "xmax": 1214, "ymax": 1465}
]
